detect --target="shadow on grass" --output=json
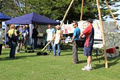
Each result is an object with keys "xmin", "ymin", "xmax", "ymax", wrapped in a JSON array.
[
  {"xmin": 78, "ymin": 56, "xmax": 120, "ymax": 69},
  {"xmin": 0, "ymin": 52, "xmax": 49, "ymax": 61},
  {"xmin": 1, "ymin": 53, "xmax": 9, "ymax": 55},
  {"xmin": 108, "ymin": 56, "xmax": 120, "ymax": 68},
  {"xmin": 0, "ymin": 54, "xmax": 38, "ymax": 61},
  {"xmin": 92, "ymin": 56, "xmax": 120, "ymax": 69},
  {"xmin": 93, "ymin": 64, "xmax": 105, "ymax": 70},
  {"xmin": 61, "ymin": 48, "xmax": 83, "ymax": 56},
  {"xmin": 78, "ymin": 56, "xmax": 104, "ymax": 64}
]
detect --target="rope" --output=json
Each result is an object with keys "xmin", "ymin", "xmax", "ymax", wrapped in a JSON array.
[
  {"xmin": 105, "ymin": 0, "xmax": 117, "ymax": 27},
  {"xmin": 96, "ymin": 0, "xmax": 108, "ymax": 68},
  {"xmin": 80, "ymin": 0, "xmax": 84, "ymax": 21},
  {"xmin": 60, "ymin": 0, "xmax": 75, "ymax": 26}
]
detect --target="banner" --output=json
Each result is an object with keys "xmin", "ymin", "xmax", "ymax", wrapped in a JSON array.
[
  {"xmin": 103, "ymin": 22, "xmax": 120, "ymax": 49},
  {"xmin": 61, "ymin": 20, "xmax": 102, "ymax": 39}
]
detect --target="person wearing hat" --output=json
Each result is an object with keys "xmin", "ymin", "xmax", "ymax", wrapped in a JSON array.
[
  {"xmin": 80, "ymin": 19, "xmax": 94, "ymax": 71},
  {"xmin": 53, "ymin": 25, "xmax": 62, "ymax": 56}
]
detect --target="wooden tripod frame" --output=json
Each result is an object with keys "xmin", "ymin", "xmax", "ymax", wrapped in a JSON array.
[
  {"xmin": 41, "ymin": 0, "xmax": 75, "ymax": 51},
  {"xmin": 80, "ymin": 0, "xmax": 117, "ymax": 68},
  {"xmin": 42, "ymin": 0, "xmax": 117, "ymax": 68}
]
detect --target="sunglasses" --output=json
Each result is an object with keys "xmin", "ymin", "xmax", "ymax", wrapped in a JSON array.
[{"xmin": 73, "ymin": 24, "xmax": 76, "ymax": 26}]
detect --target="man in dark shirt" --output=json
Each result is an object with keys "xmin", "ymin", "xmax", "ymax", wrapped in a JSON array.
[
  {"xmin": 32, "ymin": 25, "xmax": 38, "ymax": 48},
  {"xmin": 80, "ymin": 19, "xmax": 94, "ymax": 71}
]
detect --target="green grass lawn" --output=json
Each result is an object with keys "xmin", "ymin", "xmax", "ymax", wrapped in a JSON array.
[{"xmin": 0, "ymin": 48, "xmax": 120, "ymax": 80}]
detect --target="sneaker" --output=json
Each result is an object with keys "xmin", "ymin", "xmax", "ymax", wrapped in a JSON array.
[
  {"xmin": 47, "ymin": 50, "xmax": 50, "ymax": 53},
  {"xmin": 84, "ymin": 66, "xmax": 92, "ymax": 69},
  {"xmin": 82, "ymin": 66, "xmax": 92, "ymax": 71},
  {"xmin": 16, "ymin": 51, "xmax": 19, "ymax": 54},
  {"xmin": 53, "ymin": 54, "xmax": 56, "ymax": 56},
  {"xmin": 73, "ymin": 61, "xmax": 79, "ymax": 64}
]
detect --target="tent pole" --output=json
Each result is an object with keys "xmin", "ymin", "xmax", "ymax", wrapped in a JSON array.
[
  {"xmin": 105, "ymin": 0, "xmax": 117, "ymax": 27},
  {"xmin": 96, "ymin": 0, "xmax": 108, "ymax": 68},
  {"xmin": 4, "ymin": 23, "xmax": 7, "ymax": 47},
  {"xmin": 29, "ymin": 24, "xmax": 33, "ymax": 45},
  {"xmin": 80, "ymin": 0, "xmax": 84, "ymax": 21}
]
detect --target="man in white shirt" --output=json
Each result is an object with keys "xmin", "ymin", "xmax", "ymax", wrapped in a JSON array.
[{"xmin": 46, "ymin": 25, "xmax": 55, "ymax": 52}]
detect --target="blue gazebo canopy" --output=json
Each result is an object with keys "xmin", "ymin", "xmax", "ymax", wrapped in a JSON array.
[
  {"xmin": 0, "ymin": 12, "xmax": 11, "ymax": 20},
  {"xmin": 5, "ymin": 12, "xmax": 60, "ymax": 25}
]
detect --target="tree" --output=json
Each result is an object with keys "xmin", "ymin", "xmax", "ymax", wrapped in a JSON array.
[
  {"xmin": 0, "ymin": 0, "xmax": 25, "ymax": 17},
  {"xmin": 0, "ymin": 0, "xmax": 118, "ymax": 22}
]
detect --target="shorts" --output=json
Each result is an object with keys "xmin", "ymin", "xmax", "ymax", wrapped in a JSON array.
[{"xmin": 83, "ymin": 46, "xmax": 93, "ymax": 56}]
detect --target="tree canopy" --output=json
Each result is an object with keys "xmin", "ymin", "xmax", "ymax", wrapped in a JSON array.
[{"xmin": 0, "ymin": 0, "xmax": 117, "ymax": 23}]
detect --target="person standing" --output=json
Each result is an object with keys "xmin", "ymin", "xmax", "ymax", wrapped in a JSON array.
[
  {"xmin": 71, "ymin": 21, "xmax": 80, "ymax": 64},
  {"xmin": 22, "ymin": 25, "xmax": 28, "ymax": 51},
  {"xmin": 0, "ymin": 22, "xmax": 3, "ymax": 59},
  {"xmin": 53, "ymin": 25, "xmax": 62, "ymax": 56},
  {"xmin": 32, "ymin": 25, "xmax": 38, "ymax": 48},
  {"xmin": 8, "ymin": 24, "xmax": 17, "ymax": 58},
  {"xmin": 80, "ymin": 19, "xmax": 94, "ymax": 71},
  {"xmin": 43, "ymin": 33, "xmax": 47, "ymax": 46},
  {"xmin": 16, "ymin": 26, "xmax": 23, "ymax": 53},
  {"xmin": 46, "ymin": 24, "xmax": 55, "ymax": 52}
]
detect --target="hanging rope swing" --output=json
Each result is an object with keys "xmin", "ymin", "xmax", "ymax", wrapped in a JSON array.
[{"xmin": 105, "ymin": 0, "xmax": 117, "ymax": 27}]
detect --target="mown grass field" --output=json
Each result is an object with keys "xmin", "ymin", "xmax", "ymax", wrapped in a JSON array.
[{"xmin": 0, "ymin": 48, "xmax": 120, "ymax": 80}]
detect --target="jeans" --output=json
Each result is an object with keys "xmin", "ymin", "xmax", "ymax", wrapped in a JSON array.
[
  {"xmin": 47, "ymin": 41, "xmax": 54, "ymax": 52},
  {"xmin": 26, "ymin": 37, "xmax": 31, "ymax": 46},
  {"xmin": 32, "ymin": 38, "xmax": 38, "ymax": 49},
  {"xmin": 16, "ymin": 41, "xmax": 22, "ymax": 53},
  {"xmin": 53, "ymin": 43, "xmax": 61, "ymax": 56},
  {"xmin": 10, "ymin": 41, "xmax": 16, "ymax": 58},
  {"xmin": 0, "ymin": 44, "xmax": 2, "ymax": 55}
]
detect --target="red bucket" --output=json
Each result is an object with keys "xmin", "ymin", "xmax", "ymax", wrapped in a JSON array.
[{"xmin": 106, "ymin": 47, "xmax": 116, "ymax": 54}]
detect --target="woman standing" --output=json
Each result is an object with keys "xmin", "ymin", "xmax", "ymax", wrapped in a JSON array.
[
  {"xmin": 8, "ymin": 24, "xmax": 17, "ymax": 58},
  {"xmin": 22, "ymin": 25, "xmax": 28, "ymax": 51},
  {"xmin": 16, "ymin": 26, "xmax": 23, "ymax": 53},
  {"xmin": 0, "ymin": 22, "xmax": 3, "ymax": 59}
]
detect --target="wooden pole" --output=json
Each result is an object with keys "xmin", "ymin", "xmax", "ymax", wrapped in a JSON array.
[
  {"xmin": 61, "ymin": 0, "xmax": 75, "ymax": 26},
  {"xmin": 105, "ymin": 0, "xmax": 117, "ymax": 27},
  {"xmin": 96, "ymin": 0, "xmax": 108, "ymax": 68},
  {"xmin": 80, "ymin": 0, "xmax": 84, "ymax": 21},
  {"xmin": 41, "ymin": 0, "xmax": 75, "ymax": 51}
]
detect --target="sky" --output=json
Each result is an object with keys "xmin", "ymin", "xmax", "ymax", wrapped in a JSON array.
[{"xmin": 103, "ymin": 1, "xmax": 120, "ymax": 26}]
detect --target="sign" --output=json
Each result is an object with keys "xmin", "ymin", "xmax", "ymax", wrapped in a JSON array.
[
  {"xmin": 62, "ymin": 20, "xmax": 102, "ymax": 39},
  {"xmin": 103, "ymin": 22, "xmax": 120, "ymax": 49}
]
